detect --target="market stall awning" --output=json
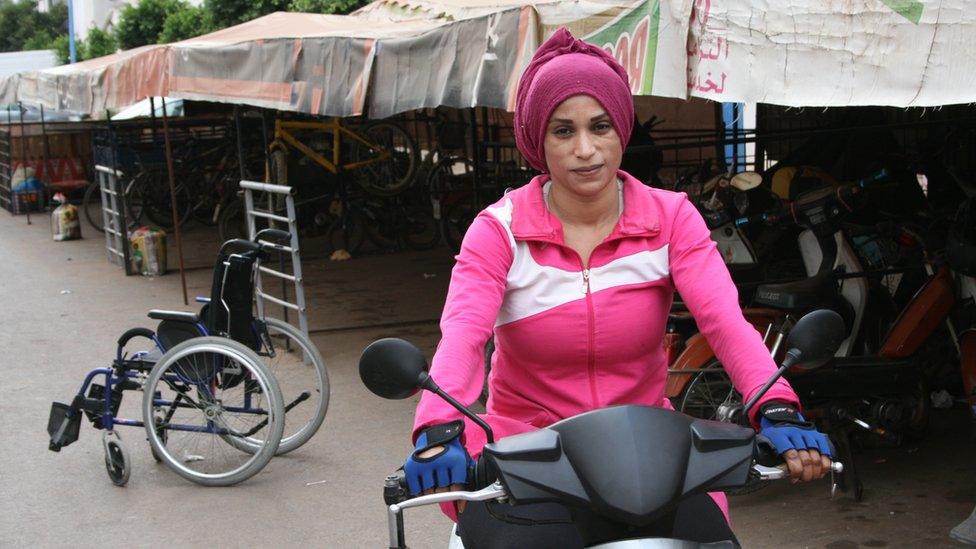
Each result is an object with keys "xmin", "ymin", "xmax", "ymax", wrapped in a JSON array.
[
  {"xmin": 360, "ymin": 0, "xmax": 976, "ymax": 108},
  {"xmin": 3, "ymin": 0, "xmax": 974, "ymax": 118}
]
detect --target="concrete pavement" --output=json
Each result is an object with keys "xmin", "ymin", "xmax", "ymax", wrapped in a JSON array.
[{"xmin": 0, "ymin": 212, "xmax": 973, "ymax": 548}]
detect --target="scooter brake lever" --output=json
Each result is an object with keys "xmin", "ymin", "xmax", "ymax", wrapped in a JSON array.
[{"xmin": 830, "ymin": 467, "xmax": 838, "ymax": 499}]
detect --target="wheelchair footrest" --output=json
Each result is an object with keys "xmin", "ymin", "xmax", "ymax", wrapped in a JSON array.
[{"xmin": 48, "ymin": 400, "xmax": 82, "ymax": 452}]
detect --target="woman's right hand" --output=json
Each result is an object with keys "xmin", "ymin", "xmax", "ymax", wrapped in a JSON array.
[{"xmin": 404, "ymin": 421, "xmax": 472, "ymax": 496}]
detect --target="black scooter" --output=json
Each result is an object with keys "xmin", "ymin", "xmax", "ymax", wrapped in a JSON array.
[{"xmin": 359, "ymin": 310, "xmax": 846, "ymax": 548}]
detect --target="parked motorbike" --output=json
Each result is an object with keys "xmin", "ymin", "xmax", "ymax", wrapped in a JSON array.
[
  {"xmin": 943, "ymin": 191, "xmax": 976, "ymax": 431},
  {"xmin": 359, "ymin": 311, "xmax": 845, "ymax": 548},
  {"xmin": 667, "ymin": 168, "xmax": 970, "ymax": 500}
]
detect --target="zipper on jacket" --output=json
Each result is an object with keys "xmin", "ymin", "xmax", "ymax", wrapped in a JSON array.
[{"xmin": 580, "ymin": 263, "xmax": 598, "ymax": 408}]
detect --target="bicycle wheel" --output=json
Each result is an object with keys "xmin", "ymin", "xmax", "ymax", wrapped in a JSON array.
[
  {"xmin": 401, "ymin": 196, "xmax": 441, "ymax": 251},
  {"xmin": 353, "ymin": 121, "xmax": 419, "ymax": 197},
  {"xmin": 230, "ymin": 318, "xmax": 329, "ymax": 455},
  {"xmin": 442, "ymin": 200, "xmax": 477, "ymax": 253},
  {"xmin": 268, "ymin": 147, "xmax": 288, "ymax": 186},
  {"xmin": 326, "ymin": 210, "xmax": 366, "ymax": 255},
  {"xmin": 677, "ymin": 360, "xmax": 765, "ymax": 495},
  {"xmin": 426, "ymin": 156, "xmax": 474, "ymax": 207},
  {"xmin": 82, "ymin": 182, "xmax": 104, "ymax": 233},
  {"xmin": 131, "ymin": 169, "xmax": 193, "ymax": 229},
  {"xmin": 677, "ymin": 359, "xmax": 741, "ymax": 420},
  {"xmin": 217, "ymin": 196, "xmax": 248, "ymax": 242},
  {"xmin": 190, "ymin": 184, "xmax": 219, "ymax": 227},
  {"xmin": 143, "ymin": 337, "xmax": 284, "ymax": 487},
  {"xmin": 361, "ymin": 200, "xmax": 398, "ymax": 251},
  {"xmin": 123, "ymin": 176, "xmax": 145, "ymax": 226},
  {"xmin": 84, "ymin": 179, "xmax": 144, "ymax": 232}
]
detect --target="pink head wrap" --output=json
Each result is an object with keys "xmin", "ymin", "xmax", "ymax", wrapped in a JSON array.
[{"xmin": 514, "ymin": 27, "xmax": 634, "ymax": 173}]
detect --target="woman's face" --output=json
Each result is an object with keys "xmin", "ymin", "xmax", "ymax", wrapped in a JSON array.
[{"xmin": 543, "ymin": 94, "xmax": 623, "ymax": 199}]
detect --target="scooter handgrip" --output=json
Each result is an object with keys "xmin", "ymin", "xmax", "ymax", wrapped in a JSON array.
[
  {"xmin": 777, "ymin": 461, "xmax": 844, "ymax": 474},
  {"xmin": 384, "ymin": 470, "xmax": 410, "ymax": 505},
  {"xmin": 467, "ymin": 454, "xmax": 498, "ymax": 491}
]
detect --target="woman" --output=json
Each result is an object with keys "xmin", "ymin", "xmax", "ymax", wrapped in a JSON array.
[{"xmin": 404, "ymin": 28, "xmax": 832, "ymax": 548}]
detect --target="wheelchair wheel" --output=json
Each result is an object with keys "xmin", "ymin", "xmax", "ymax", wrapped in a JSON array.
[
  {"xmin": 225, "ymin": 318, "xmax": 329, "ymax": 455},
  {"xmin": 103, "ymin": 431, "xmax": 131, "ymax": 487},
  {"xmin": 143, "ymin": 337, "xmax": 284, "ymax": 487}
]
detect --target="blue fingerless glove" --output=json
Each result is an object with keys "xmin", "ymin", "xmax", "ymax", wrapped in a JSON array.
[
  {"xmin": 404, "ymin": 420, "xmax": 473, "ymax": 496},
  {"xmin": 759, "ymin": 401, "xmax": 832, "ymax": 457}
]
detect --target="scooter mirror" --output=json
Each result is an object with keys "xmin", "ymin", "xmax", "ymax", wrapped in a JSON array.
[
  {"xmin": 730, "ymin": 171, "xmax": 762, "ymax": 191},
  {"xmin": 783, "ymin": 309, "xmax": 847, "ymax": 370},
  {"xmin": 359, "ymin": 338, "xmax": 429, "ymax": 400}
]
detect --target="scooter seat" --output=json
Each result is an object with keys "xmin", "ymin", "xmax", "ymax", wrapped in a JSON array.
[{"xmin": 753, "ymin": 269, "xmax": 838, "ymax": 312}]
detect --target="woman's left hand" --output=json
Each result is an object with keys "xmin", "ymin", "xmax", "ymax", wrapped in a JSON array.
[
  {"xmin": 781, "ymin": 448, "xmax": 832, "ymax": 482},
  {"xmin": 758, "ymin": 401, "xmax": 834, "ymax": 482}
]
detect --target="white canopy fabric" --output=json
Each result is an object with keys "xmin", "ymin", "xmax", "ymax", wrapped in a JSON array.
[{"xmin": 1, "ymin": 0, "xmax": 972, "ymax": 118}]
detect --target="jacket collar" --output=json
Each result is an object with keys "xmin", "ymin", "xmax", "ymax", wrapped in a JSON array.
[{"xmin": 510, "ymin": 170, "xmax": 661, "ymax": 243}]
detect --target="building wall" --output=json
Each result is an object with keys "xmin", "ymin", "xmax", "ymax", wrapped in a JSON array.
[
  {"xmin": 0, "ymin": 50, "xmax": 59, "ymax": 76},
  {"xmin": 40, "ymin": 0, "xmax": 203, "ymax": 40}
]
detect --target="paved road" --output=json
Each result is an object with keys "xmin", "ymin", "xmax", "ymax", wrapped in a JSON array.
[{"xmin": 1, "ymin": 213, "xmax": 973, "ymax": 548}]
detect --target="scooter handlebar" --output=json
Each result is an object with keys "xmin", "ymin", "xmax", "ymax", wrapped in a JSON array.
[{"xmin": 753, "ymin": 461, "xmax": 843, "ymax": 480}]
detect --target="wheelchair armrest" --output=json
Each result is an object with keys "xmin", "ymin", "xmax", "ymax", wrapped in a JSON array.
[
  {"xmin": 147, "ymin": 309, "xmax": 201, "ymax": 324},
  {"xmin": 117, "ymin": 327, "xmax": 156, "ymax": 348}
]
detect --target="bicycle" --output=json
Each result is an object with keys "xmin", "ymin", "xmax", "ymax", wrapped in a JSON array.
[
  {"xmin": 81, "ymin": 178, "xmax": 143, "ymax": 233},
  {"xmin": 217, "ymin": 116, "xmax": 420, "ymax": 248},
  {"xmin": 323, "ymin": 185, "xmax": 441, "ymax": 255}
]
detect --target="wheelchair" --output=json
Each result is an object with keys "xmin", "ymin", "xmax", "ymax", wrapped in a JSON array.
[{"xmin": 47, "ymin": 229, "xmax": 330, "ymax": 486}]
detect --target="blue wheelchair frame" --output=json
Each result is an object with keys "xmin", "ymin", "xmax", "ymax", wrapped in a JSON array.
[
  {"xmin": 60, "ymin": 308, "xmax": 271, "ymax": 442},
  {"xmin": 48, "ymin": 231, "xmax": 294, "ymax": 464}
]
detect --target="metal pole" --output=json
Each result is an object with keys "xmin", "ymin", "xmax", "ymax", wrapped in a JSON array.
[
  {"xmin": 261, "ymin": 111, "xmax": 273, "ymax": 184},
  {"xmin": 40, "ymin": 105, "xmax": 51, "ymax": 196},
  {"xmin": 160, "ymin": 98, "xmax": 189, "ymax": 305},
  {"xmin": 18, "ymin": 102, "xmax": 31, "ymax": 224},
  {"xmin": 149, "ymin": 97, "xmax": 157, "ymax": 144},
  {"xmin": 732, "ymin": 103, "xmax": 740, "ymax": 173},
  {"xmin": 234, "ymin": 105, "xmax": 246, "ymax": 181},
  {"xmin": 67, "ymin": 0, "xmax": 77, "ymax": 63},
  {"xmin": 469, "ymin": 107, "xmax": 480, "ymax": 208},
  {"xmin": 4, "ymin": 107, "xmax": 10, "ymax": 211}
]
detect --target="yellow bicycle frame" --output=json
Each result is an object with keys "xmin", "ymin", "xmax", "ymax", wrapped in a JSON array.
[{"xmin": 272, "ymin": 118, "xmax": 391, "ymax": 175}]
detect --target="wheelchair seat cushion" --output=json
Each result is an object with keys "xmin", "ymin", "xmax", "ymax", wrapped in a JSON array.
[{"xmin": 156, "ymin": 319, "xmax": 204, "ymax": 352}]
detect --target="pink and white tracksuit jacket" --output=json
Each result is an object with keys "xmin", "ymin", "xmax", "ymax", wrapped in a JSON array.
[{"xmin": 414, "ymin": 171, "xmax": 800, "ymax": 521}]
